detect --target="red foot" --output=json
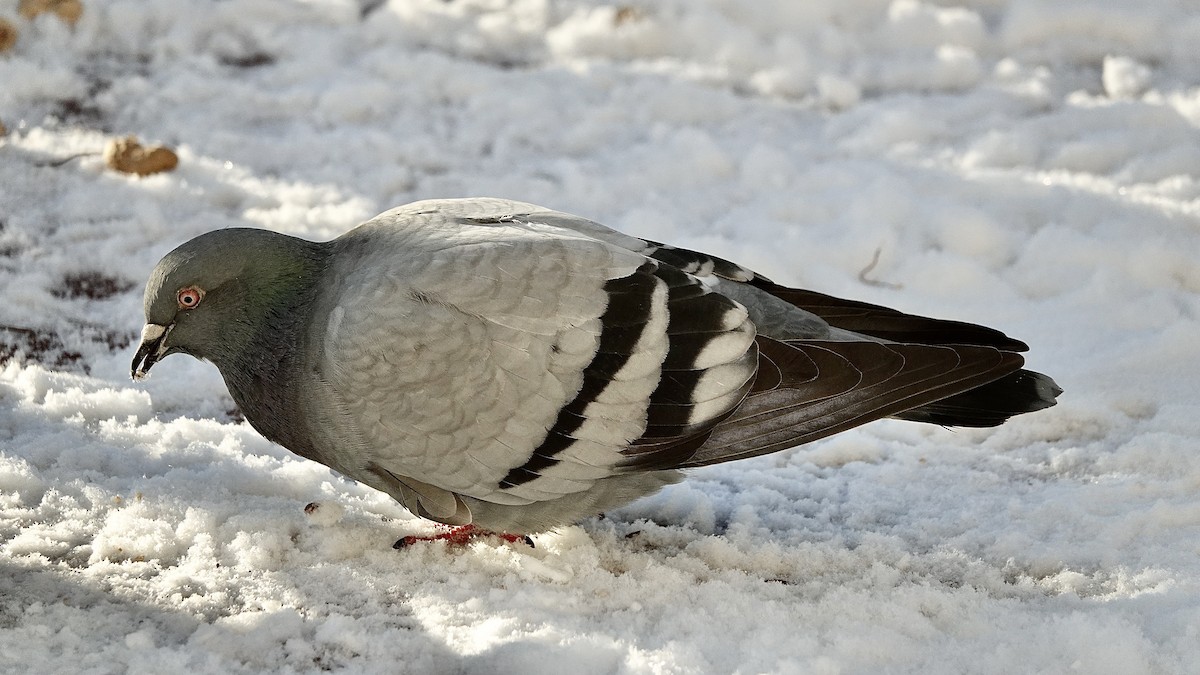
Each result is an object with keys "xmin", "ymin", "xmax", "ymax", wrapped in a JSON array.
[{"xmin": 393, "ymin": 524, "xmax": 534, "ymax": 549}]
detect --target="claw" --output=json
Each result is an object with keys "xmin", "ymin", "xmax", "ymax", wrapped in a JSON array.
[{"xmin": 393, "ymin": 524, "xmax": 533, "ymax": 548}]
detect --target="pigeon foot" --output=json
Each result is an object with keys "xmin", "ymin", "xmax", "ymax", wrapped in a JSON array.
[{"xmin": 393, "ymin": 524, "xmax": 534, "ymax": 549}]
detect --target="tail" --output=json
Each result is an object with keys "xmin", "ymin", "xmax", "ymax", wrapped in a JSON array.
[
  {"xmin": 749, "ymin": 278, "xmax": 1062, "ymax": 428},
  {"xmin": 894, "ymin": 368, "xmax": 1062, "ymax": 427}
]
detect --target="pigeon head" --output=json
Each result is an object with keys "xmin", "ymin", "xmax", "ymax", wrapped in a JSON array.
[{"xmin": 132, "ymin": 228, "xmax": 327, "ymax": 380}]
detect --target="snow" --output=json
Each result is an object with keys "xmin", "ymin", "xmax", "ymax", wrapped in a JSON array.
[{"xmin": 1, "ymin": 0, "xmax": 1199, "ymax": 672}]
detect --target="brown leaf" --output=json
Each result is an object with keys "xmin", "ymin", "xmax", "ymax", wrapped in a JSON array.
[
  {"xmin": 18, "ymin": 0, "xmax": 83, "ymax": 27},
  {"xmin": 613, "ymin": 6, "xmax": 644, "ymax": 26},
  {"xmin": 104, "ymin": 135, "xmax": 179, "ymax": 176},
  {"xmin": 0, "ymin": 18, "xmax": 17, "ymax": 53}
]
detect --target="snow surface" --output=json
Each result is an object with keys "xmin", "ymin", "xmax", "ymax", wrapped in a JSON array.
[{"xmin": 2, "ymin": 0, "xmax": 1199, "ymax": 673}]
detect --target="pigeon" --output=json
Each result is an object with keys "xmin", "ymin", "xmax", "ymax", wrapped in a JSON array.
[{"xmin": 132, "ymin": 198, "xmax": 1061, "ymax": 538}]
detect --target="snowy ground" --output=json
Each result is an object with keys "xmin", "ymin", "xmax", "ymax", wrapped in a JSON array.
[{"xmin": 2, "ymin": 0, "xmax": 1199, "ymax": 672}]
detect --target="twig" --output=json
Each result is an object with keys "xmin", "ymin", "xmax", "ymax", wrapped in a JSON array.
[
  {"xmin": 858, "ymin": 247, "xmax": 903, "ymax": 289},
  {"xmin": 35, "ymin": 151, "xmax": 101, "ymax": 168}
]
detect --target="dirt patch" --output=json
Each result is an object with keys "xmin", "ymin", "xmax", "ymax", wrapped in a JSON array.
[
  {"xmin": 0, "ymin": 326, "xmax": 84, "ymax": 370},
  {"xmin": 0, "ymin": 324, "xmax": 137, "ymax": 374},
  {"xmin": 52, "ymin": 272, "xmax": 134, "ymax": 300}
]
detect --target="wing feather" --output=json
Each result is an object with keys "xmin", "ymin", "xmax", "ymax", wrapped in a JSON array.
[{"xmin": 679, "ymin": 338, "xmax": 1023, "ymax": 467}]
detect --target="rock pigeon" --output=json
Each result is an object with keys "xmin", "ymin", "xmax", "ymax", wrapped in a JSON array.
[{"xmin": 132, "ymin": 198, "xmax": 1061, "ymax": 537}]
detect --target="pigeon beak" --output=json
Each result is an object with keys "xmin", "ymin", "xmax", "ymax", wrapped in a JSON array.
[{"xmin": 131, "ymin": 323, "xmax": 172, "ymax": 380}]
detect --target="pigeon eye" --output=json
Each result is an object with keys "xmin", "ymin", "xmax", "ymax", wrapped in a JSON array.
[{"xmin": 177, "ymin": 287, "xmax": 204, "ymax": 309}]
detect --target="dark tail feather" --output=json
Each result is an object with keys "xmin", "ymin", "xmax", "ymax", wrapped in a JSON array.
[
  {"xmin": 747, "ymin": 279, "xmax": 1061, "ymax": 428},
  {"xmin": 749, "ymin": 279, "xmax": 1031, "ymax": 352},
  {"xmin": 893, "ymin": 369, "xmax": 1062, "ymax": 428},
  {"xmin": 678, "ymin": 338, "xmax": 1030, "ymax": 468}
]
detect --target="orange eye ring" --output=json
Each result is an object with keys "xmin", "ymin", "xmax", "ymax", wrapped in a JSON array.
[{"xmin": 177, "ymin": 286, "xmax": 204, "ymax": 309}]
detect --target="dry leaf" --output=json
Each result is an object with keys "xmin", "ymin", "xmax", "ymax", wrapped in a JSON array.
[
  {"xmin": 104, "ymin": 136, "xmax": 179, "ymax": 176},
  {"xmin": 0, "ymin": 17, "xmax": 17, "ymax": 53},
  {"xmin": 0, "ymin": 120, "xmax": 7, "ymax": 137},
  {"xmin": 613, "ymin": 6, "xmax": 644, "ymax": 26},
  {"xmin": 18, "ymin": 0, "xmax": 83, "ymax": 27}
]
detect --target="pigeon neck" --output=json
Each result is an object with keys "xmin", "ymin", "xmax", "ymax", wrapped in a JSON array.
[{"xmin": 214, "ymin": 240, "xmax": 331, "ymax": 459}]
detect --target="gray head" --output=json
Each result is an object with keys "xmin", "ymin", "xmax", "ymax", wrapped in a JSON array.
[{"xmin": 132, "ymin": 228, "xmax": 328, "ymax": 379}]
